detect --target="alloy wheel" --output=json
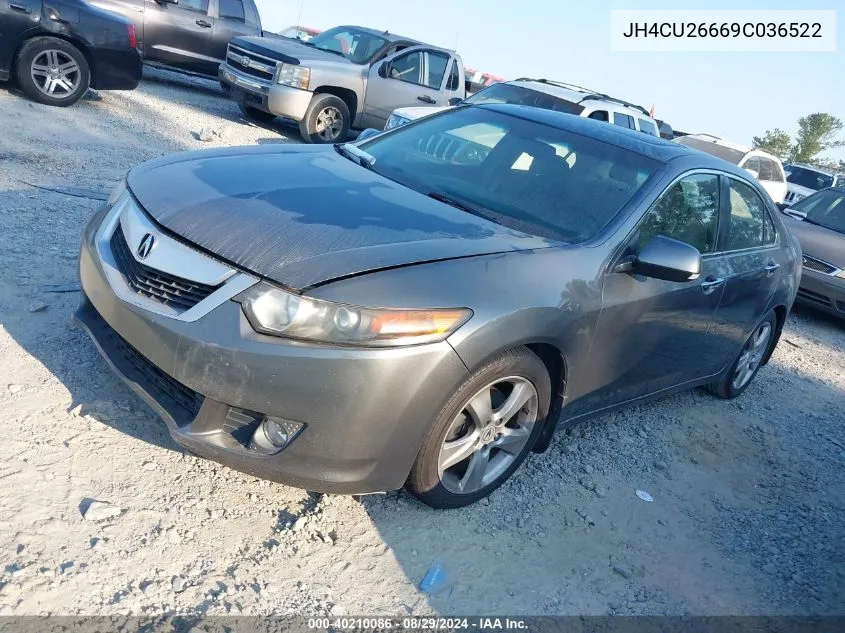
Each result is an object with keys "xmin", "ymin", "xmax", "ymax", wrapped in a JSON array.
[
  {"xmin": 732, "ymin": 321, "xmax": 772, "ymax": 390},
  {"xmin": 438, "ymin": 376, "xmax": 539, "ymax": 495},
  {"xmin": 30, "ymin": 50, "xmax": 81, "ymax": 98},
  {"xmin": 315, "ymin": 106, "xmax": 343, "ymax": 141}
]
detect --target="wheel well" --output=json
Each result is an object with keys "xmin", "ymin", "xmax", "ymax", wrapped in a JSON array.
[
  {"xmin": 763, "ymin": 304, "xmax": 788, "ymax": 365},
  {"xmin": 13, "ymin": 34, "xmax": 94, "ymax": 83},
  {"xmin": 313, "ymin": 86, "xmax": 357, "ymax": 120},
  {"xmin": 524, "ymin": 343, "xmax": 566, "ymax": 453}
]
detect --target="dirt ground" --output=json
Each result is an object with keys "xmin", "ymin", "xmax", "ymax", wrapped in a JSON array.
[{"xmin": 0, "ymin": 69, "xmax": 843, "ymax": 617}]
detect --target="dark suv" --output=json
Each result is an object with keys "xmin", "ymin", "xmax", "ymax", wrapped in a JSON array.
[
  {"xmin": 0, "ymin": 0, "xmax": 142, "ymax": 106},
  {"xmin": 90, "ymin": 0, "xmax": 262, "ymax": 77}
]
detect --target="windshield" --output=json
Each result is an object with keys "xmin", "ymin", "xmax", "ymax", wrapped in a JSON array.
[
  {"xmin": 306, "ymin": 27, "xmax": 386, "ymax": 63},
  {"xmin": 676, "ymin": 137, "xmax": 745, "ymax": 165},
  {"xmin": 784, "ymin": 166, "xmax": 834, "ymax": 190},
  {"xmin": 792, "ymin": 189, "xmax": 845, "ymax": 234},
  {"xmin": 359, "ymin": 106, "xmax": 660, "ymax": 242},
  {"xmin": 465, "ymin": 83, "xmax": 585, "ymax": 116}
]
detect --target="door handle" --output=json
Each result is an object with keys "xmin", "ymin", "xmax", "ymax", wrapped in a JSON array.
[
  {"xmin": 764, "ymin": 262, "xmax": 780, "ymax": 276},
  {"xmin": 9, "ymin": 2, "xmax": 31, "ymax": 13},
  {"xmin": 700, "ymin": 277, "xmax": 726, "ymax": 295},
  {"xmin": 417, "ymin": 95, "xmax": 436, "ymax": 104},
  {"xmin": 196, "ymin": 19, "xmax": 212, "ymax": 28}
]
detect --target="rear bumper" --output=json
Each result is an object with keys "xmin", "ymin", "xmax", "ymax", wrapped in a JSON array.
[
  {"xmin": 796, "ymin": 269, "xmax": 845, "ymax": 318},
  {"xmin": 90, "ymin": 48, "xmax": 142, "ymax": 91},
  {"xmin": 74, "ymin": 212, "xmax": 469, "ymax": 492},
  {"xmin": 219, "ymin": 63, "xmax": 312, "ymax": 120}
]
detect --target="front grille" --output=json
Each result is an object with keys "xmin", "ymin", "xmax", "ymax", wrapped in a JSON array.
[
  {"xmin": 802, "ymin": 255, "xmax": 837, "ymax": 275},
  {"xmin": 110, "ymin": 226, "xmax": 218, "ymax": 312},
  {"xmin": 797, "ymin": 288, "xmax": 833, "ymax": 307},
  {"xmin": 226, "ymin": 45, "xmax": 276, "ymax": 82},
  {"xmin": 836, "ymin": 301, "xmax": 845, "ymax": 313}
]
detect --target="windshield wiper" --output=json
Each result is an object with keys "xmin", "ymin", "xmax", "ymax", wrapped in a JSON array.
[
  {"xmin": 334, "ymin": 143, "xmax": 376, "ymax": 170},
  {"xmin": 427, "ymin": 192, "xmax": 498, "ymax": 222}
]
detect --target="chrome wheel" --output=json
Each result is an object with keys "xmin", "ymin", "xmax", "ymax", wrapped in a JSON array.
[
  {"xmin": 732, "ymin": 321, "xmax": 772, "ymax": 390},
  {"xmin": 315, "ymin": 106, "xmax": 343, "ymax": 141},
  {"xmin": 438, "ymin": 376, "xmax": 539, "ymax": 495},
  {"xmin": 30, "ymin": 50, "xmax": 81, "ymax": 98}
]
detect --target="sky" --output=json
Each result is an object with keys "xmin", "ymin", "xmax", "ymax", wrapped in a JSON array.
[{"xmin": 254, "ymin": 0, "xmax": 844, "ymax": 160}]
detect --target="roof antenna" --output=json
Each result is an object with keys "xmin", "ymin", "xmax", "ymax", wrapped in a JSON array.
[{"xmin": 295, "ymin": 0, "xmax": 305, "ymax": 30}]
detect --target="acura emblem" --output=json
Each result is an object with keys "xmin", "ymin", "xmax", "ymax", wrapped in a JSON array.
[{"xmin": 137, "ymin": 233, "xmax": 155, "ymax": 259}]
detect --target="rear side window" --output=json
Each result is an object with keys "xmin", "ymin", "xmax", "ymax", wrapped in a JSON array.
[
  {"xmin": 425, "ymin": 52, "xmax": 449, "ymax": 89},
  {"xmin": 588, "ymin": 110, "xmax": 609, "ymax": 122},
  {"xmin": 446, "ymin": 60, "xmax": 460, "ymax": 91},
  {"xmin": 636, "ymin": 174, "xmax": 720, "ymax": 254},
  {"xmin": 219, "ymin": 0, "xmax": 245, "ymax": 21},
  {"xmin": 613, "ymin": 112, "xmax": 634, "ymax": 129},
  {"xmin": 180, "ymin": 0, "xmax": 209, "ymax": 12},
  {"xmin": 742, "ymin": 156, "xmax": 761, "ymax": 176},
  {"xmin": 722, "ymin": 179, "xmax": 777, "ymax": 251},
  {"xmin": 758, "ymin": 158, "xmax": 783, "ymax": 183},
  {"xmin": 637, "ymin": 118, "xmax": 659, "ymax": 137}
]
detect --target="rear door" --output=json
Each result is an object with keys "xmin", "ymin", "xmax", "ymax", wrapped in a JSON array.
[
  {"xmin": 708, "ymin": 176, "xmax": 784, "ymax": 366},
  {"xmin": 210, "ymin": 0, "xmax": 258, "ymax": 64},
  {"xmin": 364, "ymin": 46, "xmax": 451, "ymax": 128},
  {"xmin": 0, "ymin": 0, "xmax": 42, "ymax": 72},
  {"xmin": 143, "ymin": 0, "xmax": 216, "ymax": 75}
]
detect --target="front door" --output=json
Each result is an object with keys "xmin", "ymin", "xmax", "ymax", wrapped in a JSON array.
[
  {"xmin": 143, "ymin": 0, "xmax": 216, "ymax": 75},
  {"xmin": 566, "ymin": 172, "xmax": 728, "ymax": 416},
  {"xmin": 210, "ymin": 0, "xmax": 256, "ymax": 64},
  {"xmin": 363, "ymin": 46, "xmax": 451, "ymax": 129},
  {"xmin": 707, "ymin": 176, "xmax": 784, "ymax": 367}
]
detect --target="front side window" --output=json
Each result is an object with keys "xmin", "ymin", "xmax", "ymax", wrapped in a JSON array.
[
  {"xmin": 635, "ymin": 174, "xmax": 720, "ymax": 254},
  {"xmin": 613, "ymin": 112, "xmax": 633, "ymax": 129},
  {"xmin": 722, "ymin": 179, "xmax": 776, "ymax": 251},
  {"xmin": 446, "ymin": 60, "xmax": 460, "ymax": 91},
  {"xmin": 219, "ymin": 0, "xmax": 244, "ymax": 21},
  {"xmin": 758, "ymin": 158, "xmax": 782, "ymax": 182},
  {"xmin": 465, "ymin": 83, "xmax": 585, "ymax": 115},
  {"xmin": 307, "ymin": 27, "xmax": 387, "ymax": 63},
  {"xmin": 359, "ymin": 107, "xmax": 660, "ymax": 243},
  {"xmin": 179, "ymin": 0, "xmax": 209, "ymax": 13},
  {"xmin": 637, "ymin": 118, "xmax": 659, "ymax": 137},
  {"xmin": 390, "ymin": 51, "xmax": 447, "ymax": 88},
  {"xmin": 742, "ymin": 156, "xmax": 761, "ymax": 176}
]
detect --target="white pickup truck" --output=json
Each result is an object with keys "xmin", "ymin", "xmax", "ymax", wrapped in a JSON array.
[{"xmin": 219, "ymin": 25, "xmax": 465, "ymax": 142}]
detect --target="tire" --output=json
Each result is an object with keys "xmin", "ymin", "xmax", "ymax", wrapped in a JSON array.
[
  {"xmin": 407, "ymin": 347, "xmax": 551, "ymax": 509},
  {"xmin": 15, "ymin": 37, "xmax": 90, "ymax": 107},
  {"xmin": 298, "ymin": 93, "xmax": 350, "ymax": 144},
  {"xmin": 238, "ymin": 103, "xmax": 277, "ymax": 123},
  {"xmin": 707, "ymin": 310, "xmax": 777, "ymax": 399}
]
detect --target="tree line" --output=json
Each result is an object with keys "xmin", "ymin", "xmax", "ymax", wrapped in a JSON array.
[{"xmin": 752, "ymin": 113, "xmax": 845, "ymax": 172}]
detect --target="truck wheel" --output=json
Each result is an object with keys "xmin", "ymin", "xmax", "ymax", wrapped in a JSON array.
[
  {"xmin": 299, "ymin": 93, "xmax": 350, "ymax": 144},
  {"xmin": 15, "ymin": 37, "xmax": 90, "ymax": 107},
  {"xmin": 239, "ymin": 103, "xmax": 277, "ymax": 123}
]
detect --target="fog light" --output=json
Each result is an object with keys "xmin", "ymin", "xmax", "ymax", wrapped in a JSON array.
[{"xmin": 251, "ymin": 416, "xmax": 304, "ymax": 453}]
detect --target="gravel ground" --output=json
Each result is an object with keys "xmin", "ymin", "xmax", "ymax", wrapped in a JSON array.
[{"xmin": 0, "ymin": 69, "xmax": 843, "ymax": 617}]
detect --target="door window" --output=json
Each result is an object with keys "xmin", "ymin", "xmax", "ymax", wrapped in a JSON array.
[
  {"xmin": 613, "ymin": 112, "xmax": 634, "ymax": 129},
  {"xmin": 588, "ymin": 110, "xmax": 609, "ymax": 122},
  {"xmin": 446, "ymin": 60, "xmax": 461, "ymax": 91},
  {"xmin": 758, "ymin": 158, "xmax": 782, "ymax": 183},
  {"xmin": 637, "ymin": 118, "xmax": 659, "ymax": 136},
  {"xmin": 636, "ymin": 174, "xmax": 720, "ymax": 254},
  {"xmin": 389, "ymin": 50, "xmax": 449, "ymax": 89},
  {"xmin": 722, "ymin": 179, "xmax": 777, "ymax": 251},
  {"xmin": 742, "ymin": 156, "xmax": 761, "ymax": 177},
  {"xmin": 219, "ymin": 0, "xmax": 244, "ymax": 21},
  {"xmin": 179, "ymin": 0, "xmax": 209, "ymax": 12}
]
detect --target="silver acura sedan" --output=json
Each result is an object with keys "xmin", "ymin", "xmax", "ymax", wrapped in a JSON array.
[{"xmin": 75, "ymin": 104, "xmax": 800, "ymax": 508}]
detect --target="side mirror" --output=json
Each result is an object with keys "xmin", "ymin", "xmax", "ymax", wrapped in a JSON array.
[
  {"xmin": 630, "ymin": 235, "xmax": 701, "ymax": 282},
  {"xmin": 378, "ymin": 63, "xmax": 388, "ymax": 78},
  {"xmin": 744, "ymin": 168, "xmax": 760, "ymax": 179},
  {"xmin": 157, "ymin": 0, "xmax": 178, "ymax": 4},
  {"xmin": 448, "ymin": 97, "xmax": 463, "ymax": 106}
]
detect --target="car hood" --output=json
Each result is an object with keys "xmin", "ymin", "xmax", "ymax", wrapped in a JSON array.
[
  {"xmin": 393, "ymin": 106, "xmax": 453, "ymax": 121},
  {"xmin": 783, "ymin": 215, "xmax": 845, "ymax": 269},
  {"xmin": 787, "ymin": 183, "xmax": 817, "ymax": 197},
  {"xmin": 126, "ymin": 145, "xmax": 551, "ymax": 290},
  {"xmin": 231, "ymin": 35, "xmax": 355, "ymax": 66}
]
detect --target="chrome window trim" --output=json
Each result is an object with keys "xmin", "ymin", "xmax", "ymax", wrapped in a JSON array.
[
  {"xmin": 95, "ymin": 193, "xmax": 259, "ymax": 323},
  {"xmin": 719, "ymin": 172, "xmax": 781, "ymax": 254}
]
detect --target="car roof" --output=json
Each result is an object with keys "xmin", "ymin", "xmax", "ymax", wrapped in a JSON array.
[{"xmin": 506, "ymin": 78, "xmax": 654, "ymax": 120}]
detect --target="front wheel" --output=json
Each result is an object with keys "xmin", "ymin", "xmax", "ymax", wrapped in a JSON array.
[
  {"xmin": 407, "ymin": 348, "xmax": 551, "ymax": 509},
  {"xmin": 15, "ymin": 37, "xmax": 90, "ymax": 107},
  {"xmin": 707, "ymin": 311, "xmax": 777, "ymax": 399},
  {"xmin": 298, "ymin": 93, "xmax": 350, "ymax": 144}
]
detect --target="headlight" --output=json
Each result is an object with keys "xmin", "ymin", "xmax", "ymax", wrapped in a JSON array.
[
  {"xmin": 385, "ymin": 113, "xmax": 411, "ymax": 130},
  {"xmin": 107, "ymin": 180, "xmax": 127, "ymax": 207},
  {"xmin": 239, "ymin": 282, "xmax": 472, "ymax": 347},
  {"xmin": 275, "ymin": 63, "xmax": 310, "ymax": 89},
  {"xmin": 836, "ymin": 269, "xmax": 845, "ymax": 279}
]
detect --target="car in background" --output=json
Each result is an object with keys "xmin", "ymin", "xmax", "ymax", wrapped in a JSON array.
[
  {"xmin": 90, "ymin": 0, "xmax": 262, "ymax": 77},
  {"xmin": 675, "ymin": 134, "xmax": 787, "ymax": 204},
  {"xmin": 219, "ymin": 25, "xmax": 465, "ymax": 142},
  {"xmin": 782, "ymin": 163, "xmax": 845, "ymax": 207},
  {"xmin": 0, "ymin": 0, "xmax": 141, "ymax": 106},
  {"xmin": 384, "ymin": 78, "xmax": 661, "ymax": 137},
  {"xmin": 75, "ymin": 104, "xmax": 798, "ymax": 508},
  {"xmin": 779, "ymin": 187, "xmax": 845, "ymax": 319},
  {"xmin": 278, "ymin": 25, "xmax": 321, "ymax": 42}
]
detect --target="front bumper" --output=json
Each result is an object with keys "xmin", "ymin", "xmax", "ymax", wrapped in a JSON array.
[
  {"xmin": 218, "ymin": 64, "xmax": 312, "ymax": 121},
  {"xmin": 796, "ymin": 269, "xmax": 845, "ymax": 319},
  {"xmin": 74, "ymin": 207, "xmax": 469, "ymax": 493}
]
